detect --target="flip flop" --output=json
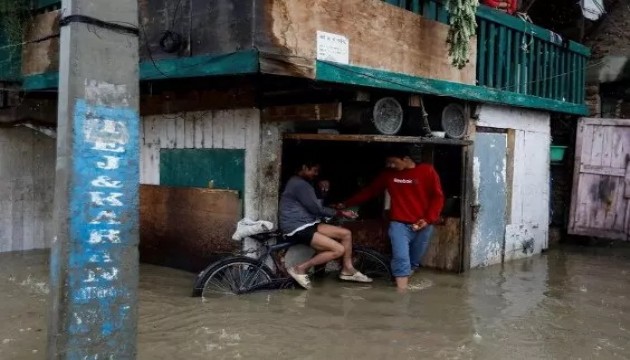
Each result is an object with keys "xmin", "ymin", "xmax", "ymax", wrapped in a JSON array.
[
  {"xmin": 287, "ymin": 267, "xmax": 312, "ymax": 290},
  {"xmin": 339, "ymin": 271, "xmax": 373, "ymax": 283}
]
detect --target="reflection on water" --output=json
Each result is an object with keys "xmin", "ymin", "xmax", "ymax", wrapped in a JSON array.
[{"xmin": 1, "ymin": 246, "xmax": 630, "ymax": 359}]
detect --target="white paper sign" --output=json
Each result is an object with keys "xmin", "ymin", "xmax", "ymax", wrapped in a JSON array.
[{"xmin": 316, "ymin": 31, "xmax": 349, "ymax": 65}]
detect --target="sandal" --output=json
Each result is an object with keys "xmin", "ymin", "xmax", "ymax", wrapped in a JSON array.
[
  {"xmin": 288, "ymin": 267, "xmax": 312, "ymax": 290},
  {"xmin": 339, "ymin": 271, "xmax": 373, "ymax": 283}
]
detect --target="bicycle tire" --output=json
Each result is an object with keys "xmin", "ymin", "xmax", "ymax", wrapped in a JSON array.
[
  {"xmin": 351, "ymin": 246, "xmax": 392, "ymax": 280},
  {"xmin": 193, "ymin": 256, "xmax": 275, "ymax": 298}
]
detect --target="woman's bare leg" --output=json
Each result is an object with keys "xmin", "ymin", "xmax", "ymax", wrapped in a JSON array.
[
  {"xmin": 317, "ymin": 224, "xmax": 356, "ymax": 274},
  {"xmin": 293, "ymin": 233, "xmax": 344, "ymax": 274}
]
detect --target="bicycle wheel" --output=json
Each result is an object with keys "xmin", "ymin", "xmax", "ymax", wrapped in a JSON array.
[
  {"xmin": 199, "ymin": 256, "xmax": 275, "ymax": 298},
  {"xmin": 352, "ymin": 246, "xmax": 392, "ymax": 280}
]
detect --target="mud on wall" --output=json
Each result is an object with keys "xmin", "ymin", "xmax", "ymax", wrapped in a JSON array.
[{"xmin": 0, "ymin": 127, "xmax": 56, "ymax": 252}]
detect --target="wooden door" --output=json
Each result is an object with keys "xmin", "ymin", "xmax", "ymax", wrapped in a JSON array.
[
  {"xmin": 569, "ymin": 118, "xmax": 630, "ymax": 240},
  {"xmin": 471, "ymin": 132, "xmax": 508, "ymax": 267}
]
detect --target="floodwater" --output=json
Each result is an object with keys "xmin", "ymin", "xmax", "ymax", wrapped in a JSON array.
[{"xmin": 1, "ymin": 246, "xmax": 630, "ymax": 359}]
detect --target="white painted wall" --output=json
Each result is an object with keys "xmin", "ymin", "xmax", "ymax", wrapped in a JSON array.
[
  {"xmin": 0, "ymin": 127, "xmax": 56, "ymax": 253},
  {"xmin": 474, "ymin": 104, "xmax": 551, "ymax": 265},
  {"xmin": 140, "ymin": 108, "xmax": 261, "ymax": 219}
]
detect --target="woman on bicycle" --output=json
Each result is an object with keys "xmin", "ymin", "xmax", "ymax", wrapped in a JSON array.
[{"xmin": 279, "ymin": 158, "xmax": 373, "ymax": 289}]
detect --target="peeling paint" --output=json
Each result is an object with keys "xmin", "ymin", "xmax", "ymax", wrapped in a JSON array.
[{"xmin": 471, "ymin": 132, "xmax": 508, "ymax": 268}]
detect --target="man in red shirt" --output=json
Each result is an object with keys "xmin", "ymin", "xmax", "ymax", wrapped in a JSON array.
[{"xmin": 339, "ymin": 146, "xmax": 444, "ymax": 292}]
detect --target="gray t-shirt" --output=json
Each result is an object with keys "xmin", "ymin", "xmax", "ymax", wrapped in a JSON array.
[{"xmin": 279, "ymin": 176, "xmax": 337, "ymax": 235}]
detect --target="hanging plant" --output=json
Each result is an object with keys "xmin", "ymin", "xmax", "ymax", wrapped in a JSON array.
[
  {"xmin": 0, "ymin": 0, "xmax": 32, "ymax": 51},
  {"xmin": 445, "ymin": 0, "xmax": 479, "ymax": 69}
]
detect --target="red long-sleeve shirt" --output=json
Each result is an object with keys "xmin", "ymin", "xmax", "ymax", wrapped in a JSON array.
[{"xmin": 345, "ymin": 164, "xmax": 445, "ymax": 224}]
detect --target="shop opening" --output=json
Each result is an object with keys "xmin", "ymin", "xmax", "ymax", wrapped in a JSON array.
[{"xmin": 281, "ymin": 135, "xmax": 471, "ymax": 273}]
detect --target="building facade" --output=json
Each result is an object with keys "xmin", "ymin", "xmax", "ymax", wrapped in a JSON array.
[{"xmin": 0, "ymin": 0, "xmax": 591, "ymax": 271}]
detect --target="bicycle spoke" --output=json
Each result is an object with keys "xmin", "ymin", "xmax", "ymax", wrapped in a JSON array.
[{"xmin": 202, "ymin": 260, "xmax": 273, "ymax": 298}]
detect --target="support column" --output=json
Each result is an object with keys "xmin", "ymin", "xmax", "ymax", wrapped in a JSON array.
[{"xmin": 48, "ymin": 0, "xmax": 140, "ymax": 358}]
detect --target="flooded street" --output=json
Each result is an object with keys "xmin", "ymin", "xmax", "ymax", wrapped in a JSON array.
[{"xmin": 1, "ymin": 246, "xmax": 630, "ymax": 359}]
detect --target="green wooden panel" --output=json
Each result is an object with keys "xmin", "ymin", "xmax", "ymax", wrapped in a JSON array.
[
  {"xmin": 487, "ymin": 23, "xmax": 496, "ymax": 88},
  {"xmin": 316, "ymin": 61, "xmax": 589, "ymax": 115},
  {"xmin": 535, "ymin": 40, "xmax": 542, "ymax": 97},
  {"xmin": 506, "ymin": 29, "xmax": 512, "ymax": 92},
  {"xmin": 497, "ymin": 26, "xmax": 505, "ymax": 89},
  {"xmin": 0, "ymin": 30, "xmax": 22, "ymax": 81},
  {"xmin": 32, "ymin": 0, "xmax": 60, "ymax": 9},
  {"xmin": 23, "ymin": 49, "xmax": 259, "ymax": 90},
  {"xmin": 578, "ymin": 56, "xmax": 586, "ymax": 103},
  {"xmin": 22, "ymin": 71, "xmax": 58, "ymax": 90},
  {"xmin": 528, "ymin": 38, "xmax": 535, "ymax": 95},
  {"xmin": 160, "ymin": 149, "xmax": 245, "ymax": 195},
  {"xmin": 550, "ymin": 45, "xmax": 560, "ymax": 99},
  {"xmin": 411, "ymin": 0, "xmax": 421, "ymax": 13},
  {"xmin": 549, "ymin": 47, "xmax": 556, "ymax": 99},
  {"xmin": 560, "ymin": 51, "xmax": 566, "ymax": 101},
  {"xmin": 520, "ymin": 34, "xmax": 527, "ymax": 94},
  {"xmin": 478, "ymin": 20, "xmax": 487, "ymax": 87},
  {"xmin": 549, "ymin": 44, "xmax": 560, "ymax": 99},
  {"xmin": 571, "ymin": 53, "xmax": 580, "ymax": 103},
  {"xmin": 140, "ymin": 49, "xmax": 259, "ymax": 81},
  {"xmin": 386, "ymin": 0, "xmax": 398, "ymax": 5},
  {"xmin": 437, "ymin": 5, "xmax": 449, "ymax": 23},
  {"xmin": 513, "ymin": 32, "xmax": 521, "ymax": 93},
  {"xmin": 556, "ymin": 50, "xmax": 562, "ymax": 100},
  {"xmin": 542, "ymin": 43, "xmax": 549, "ymax": 98},
  {"xmin": 427, "ymin": 1, "xmax": 437, "ymax": 20}
]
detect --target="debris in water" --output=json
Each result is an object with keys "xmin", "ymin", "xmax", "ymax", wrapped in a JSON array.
[
  {"xmin": 473, "ymin": 333, "xmax": 482, "ymax": 344},
  {"xmin": 408, "ymin": 279, "xmax": 434, "ymax": 291}
]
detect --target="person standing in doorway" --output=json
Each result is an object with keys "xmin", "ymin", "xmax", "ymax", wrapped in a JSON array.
[{"xmin": 337, "ymin": 146, "xmax": 444, "ymax": 292}]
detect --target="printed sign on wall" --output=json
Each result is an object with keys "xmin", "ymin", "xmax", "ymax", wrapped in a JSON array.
[{"xmin": 316, "ymin": 31, "xmax": 349, "ymax": 65}]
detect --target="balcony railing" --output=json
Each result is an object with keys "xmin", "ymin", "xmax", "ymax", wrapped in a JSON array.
[{"xmin": 385, "ymin": 0, "xmax": 590, "ymax": 107}]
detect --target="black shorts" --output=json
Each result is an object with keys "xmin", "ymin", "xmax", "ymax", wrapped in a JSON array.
[{"xmin": 286, "ymin": 224, "xmax": 318, "ymax": 245}]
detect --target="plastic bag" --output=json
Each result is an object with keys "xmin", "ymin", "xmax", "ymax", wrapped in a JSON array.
[{"xmin": 231, "ymin": 218, "xmax": 275, "ymax": 241}]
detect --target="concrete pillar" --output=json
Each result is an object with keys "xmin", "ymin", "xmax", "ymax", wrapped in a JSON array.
[{"xmin": 48, "ymin": 0, "xmax": 140, "ymax": 358}]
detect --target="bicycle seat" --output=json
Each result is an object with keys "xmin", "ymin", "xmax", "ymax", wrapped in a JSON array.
[{"xmin": 249, "ymin": 230, "xmax": 284, "ymax": 243}]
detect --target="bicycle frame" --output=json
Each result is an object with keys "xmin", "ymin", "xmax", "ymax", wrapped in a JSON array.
[{"xmin": 256, "ymin": 239, "xmax": 295, "ymax": 277}]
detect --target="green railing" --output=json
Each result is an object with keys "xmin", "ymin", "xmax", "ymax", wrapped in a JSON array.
[
  {"xmin": 384, "ymin": 0, "xmax": 450, "ymax": 23},
  {"xmin": 385, "ymin": 0, "xmax": 590, "ymax": 107},
  {"xmin": 476, "ymin": 7, "xmax": 589, "ymax": 105}
]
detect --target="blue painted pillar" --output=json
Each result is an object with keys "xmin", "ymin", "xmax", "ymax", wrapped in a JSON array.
[{"xmin": 48, "ymin": 0, "xmax": 140, "ymax": 358}]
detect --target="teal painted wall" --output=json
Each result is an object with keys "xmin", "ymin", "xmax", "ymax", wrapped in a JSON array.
[
  {"xmin": 159, "ymin": 148, "xmax": 245, "ymax": 197},
  {"xmin": 0, "ymin": 27, "xmax": 22, "ymax": 82}
]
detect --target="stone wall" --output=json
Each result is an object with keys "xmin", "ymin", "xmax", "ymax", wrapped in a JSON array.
[
  {"xmin": 585, "ymin": 1, "xmax": 630, "ymax": 64},
  {"xmin": 584, "ymin": 0, "xmax": 630, "ymax": 118}
]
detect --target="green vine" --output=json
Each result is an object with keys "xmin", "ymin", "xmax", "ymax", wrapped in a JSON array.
[
  {"xmin": 445, "ymin": 0, "xmax": 479, "ymax": 69},
  {"xmin": 0, "ymin": 0, "xmax": 32, "ymax": 51}
]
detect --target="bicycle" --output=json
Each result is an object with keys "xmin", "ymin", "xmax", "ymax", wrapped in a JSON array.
[{"xmin": 192, "ymin": 229, "xmax": 392, "ymax": 298}]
